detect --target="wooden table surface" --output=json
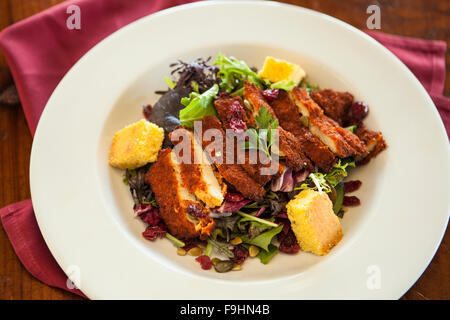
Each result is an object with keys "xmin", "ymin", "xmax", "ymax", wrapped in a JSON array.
[{"xmin": 0, "ymin": 0, "xmax": 448, "ymax": 300}]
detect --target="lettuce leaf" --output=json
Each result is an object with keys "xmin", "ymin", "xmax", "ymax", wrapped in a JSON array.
[
  {"xmin": 241, "ymin": 225, "xmax": 283, "ymax": 251},
  {"xmin": 257, "ymin": 244, "xmax": 279, "ymax": 264},
  {"xmin": 214, "ymin": 53, "xmax": 267, "ymax": 94},
  {"xmin": 270, "ymin": 80, "xmax": 295, "ymax": 91},
  {"xmin": 179, "ymin": 84, "xmax": 219, "ymax": 127}
]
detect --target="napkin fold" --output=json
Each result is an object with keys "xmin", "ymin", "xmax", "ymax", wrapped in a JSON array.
[{"xmin": 0, "ymin": 0, "xmax": 448, "ymax": 298}]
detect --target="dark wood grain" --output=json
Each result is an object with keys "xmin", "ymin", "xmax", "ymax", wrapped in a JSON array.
[{"xmin": 0, "ymin": 0, "xmax": 448, "ymax": 300}]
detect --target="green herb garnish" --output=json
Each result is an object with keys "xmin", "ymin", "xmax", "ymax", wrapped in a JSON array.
[{"xmin": 243, "ymin": 105, "xmax": 278, "ymax": 159}]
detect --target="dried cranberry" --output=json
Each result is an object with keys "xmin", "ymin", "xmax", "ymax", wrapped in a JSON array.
[
  {"xmin": 278, "ymin": 230, "xmax": 300, "ymax": 254},
  {"xmin": 183, "ymin": 239, "xmax": 199, "ymax": 251},
  {"xmin": 142, "ymin": 223, "xmax": 167, "ymax": 241},
  {"xmin": 262, "ymin": 89, "xmax": 279, "ymax": 101},
  {"xmin": 344, "ymin": 180, "xmax": 362, "ymax": 194},
  {"xmin": 227, "ymin": 101, "xmax": 245, "ymax": 120},
  {"xmin": 187, "ymin": 204, "xmax": 207, "ymax": 218},
  {"xmin": 142, "ymin": 104, "xmax": 152, "ymax": 120},
  {"xmin": 275, "ymin": 216, "xmax": 291, "ymax": 235},
  {"xmin": 195, "ymin": 255, "xmax": 213, "ymax": 270},
  {"xmin": 219, "ymin": 91, "xmax": 229, "ymax": 98},
  {"xmin": 228, "ymin": 118, "xmax": 247, "ymax": 134},
  {"xmin": 231, "ymin": 245, "xmax": 249, "ymax": 265},
  {"xmin": 138, "ymin": 209, "xmax": 160, "ymax": 226},
  {"xmin": 343, "ymin": 196, "xmax": 361, "ymax": 206},
  {"xmin": 349, "ymin": 101, "xmax": 368, "ymax": 123},
  {"xmin": 276, "ymin": 212, "xmax": 289, "ymax": 219},
  {"xmin": 225, "ymin": 192, "xmax": 245, "ymax": 202}
]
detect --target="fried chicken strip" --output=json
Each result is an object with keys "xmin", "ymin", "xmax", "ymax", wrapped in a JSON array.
[
  {"xmin": 169, "ymin": 127, "xmax": 227, "ymax": 208},
  {"xmin": 145, "ymin": 148, "xmax": 215, "ymax": 239},
  {"xmin": 311, "ymin": 89, "xmax": 353, "ymax": 125},
  {"xmin": 214, "ymin": 95, "xmax": 275, "ymax": 185},
  {"xmin": 243, "ymin": 82, "xmax": 313, "ymax": 171},
  {"xmin": 270, "ymin": 90, "xmax": 336, "ymax": 172},
  {"xmin": 290, "ymin": 87, "xmax": 368, "ymax": 158},
  {"xmin": 201, "ymin": 115, "xmax": 266, "ymax": 201},
  {"xmin": 354, "ymin": 125, "xmax": 387, "ymax": 165}
]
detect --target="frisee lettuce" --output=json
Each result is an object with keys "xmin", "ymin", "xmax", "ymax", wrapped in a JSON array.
[
  {"xmin": 297, "ymin": 159, "xmax": 355, "ymax": 193},
  {"xmin": 325, "ymin": 159, "xmax": 355, "ymax": 187}
]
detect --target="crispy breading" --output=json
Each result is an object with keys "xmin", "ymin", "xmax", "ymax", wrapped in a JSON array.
[
  {"xmin": 170, "ymin": 128, "xmax": 227, "ymax": 208},
  {"xmin": 289, "ymin": 87, "xmax": 324, "ymax": 118},
  {"xmin": 355, "ymin": 125, "xmax": 387, "ymax": 165},
  {"xmin": 145, "ymin": 148, "xmax": 215, "ymax": 239},
  {"xmin": 278, "ymin": 128, "xmax": 314, "ymax": 171},
  {"xmin": 270, "ymin": 90, "xmax": 336, "ymax": 172},
  {"xmin": 311, "ymin": 89, "xmax": 353, "ymax": 125},
  {"xmin": 290, "ymin": 87, "xmax": 368, "ymax": 158},
  {"xmin": 201, "ymin": 116, "xmax": 266, "ymax": 201},
  {"xmin": 243, "ymin": 82, "xmax": 312, "ymax": 171},
  {"xmin": 237, "ymin": 150, "xmax": 275, "ymax": 185},
  {"xmin": 308, "ymin": 116, "xmax": 357, "ymax": 158}
]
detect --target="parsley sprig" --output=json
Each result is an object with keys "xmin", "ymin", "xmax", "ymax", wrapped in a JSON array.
[{"xmin": 243, "ymin": 106, "xmax": 279, "ymax": 159}]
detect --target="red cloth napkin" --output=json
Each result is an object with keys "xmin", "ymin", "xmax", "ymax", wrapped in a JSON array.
[
  {"xmin": 0, "ymin": 0, "xmax": 199, "ymax": 298},
  {"xmin": 366, "ymin": 30, "xmax": 449, "ymax": 130},
  {"xmin": 0, "ymin": 1, "xmax": 448, "ymax": 298}
]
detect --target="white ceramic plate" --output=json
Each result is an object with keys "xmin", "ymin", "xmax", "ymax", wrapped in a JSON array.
[{"xmin": 30, "ymin": 1, "xmax": 450, "ymax": 299}]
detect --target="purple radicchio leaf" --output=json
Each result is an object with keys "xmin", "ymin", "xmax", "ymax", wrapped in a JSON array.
[
  {"xmin": 293, "ymin": 169, "xmax": 309, "ymax": 185},
  {"xmin": 212, "ymin": 199, "xmax": 251, "ymax": 215},
  {"xmin": 271, "ymin": 167, "xmax": 294, "ymax": 192}
]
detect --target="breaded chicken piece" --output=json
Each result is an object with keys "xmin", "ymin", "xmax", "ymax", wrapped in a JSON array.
[
  {"xmin": 201, "ymin": 116, "xmax": 266, "ymax": 201},
  {"xmin": 145, "ymin": 148, "xmax": 215, "ymax": 239},
  {"xmin": 214, "ymin": 95, "xmax": 250, "ymax": 128},
  {"xmin": 355, "ymin": 125, "xmax": 387, "ymax": 165},
  {"xmin": 237, "ymin": 150, "xmax": 275, "ymax": 185},
  {"xmin": 308, "ymin": 116, "xmax": 358, "ymax": 158},
  {"xmin": 243, "ymin": 82, "xmax": 312, "ymax": 171},
  {"xmin": 270, "ymin": 90, "xmax": 336, "ymax": 172},
  {"xmin": 311, "ymin": 89, "xmax": 353, "ymax": 125},
  {"xmin": 290, "ymin": 88, "xmax": 367, "ymax": 158},
  {"xmin": 214, "ymin": 95, "xmax": 275, "ymax": 185},
  {"xmin": 170, "ymin": 128, "xmax": 227, "ymax": 208}
]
